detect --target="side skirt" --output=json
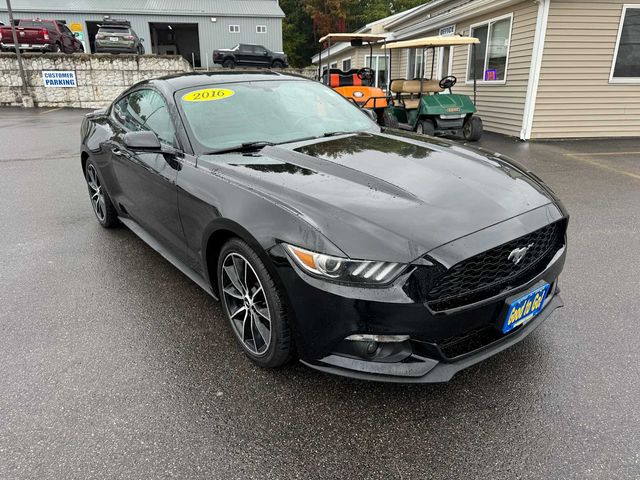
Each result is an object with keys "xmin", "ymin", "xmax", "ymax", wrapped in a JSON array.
[{"xmin": 119, "ymin": 217, "xmax": 220, "ymax": 301}]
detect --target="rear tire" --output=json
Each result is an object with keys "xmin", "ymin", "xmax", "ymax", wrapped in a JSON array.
[
  {"xmin": 218, "ymin": 238, "xmax": 293, "ymax": 368},
  {"xmin": 84, "ymin": 160, "xmax": 118, "ymax": 228},
  {"xmin": 416, "ymin": 118, "xmax": 435, "ymax": 136},
  {"xmin": 463, "ymin": 116, "xmax": 483, "ymax": 141},
  {"xmin": 223, "ymin": 58, "xmax": 235, "ymax": 68}
]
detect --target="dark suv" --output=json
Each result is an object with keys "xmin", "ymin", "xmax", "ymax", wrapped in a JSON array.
[
  {"xmin": 213, "ymin": 44, "xmax": 288, "ymax": 68},
  {"xmin": 95, "ymin": 20, "xmax": 144, "ymax": 54}
]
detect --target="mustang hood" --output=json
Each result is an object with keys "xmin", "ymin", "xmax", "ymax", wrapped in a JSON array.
[{"xmin": 208, "ymin": 133, "xmax": 557, "ymax": 262}]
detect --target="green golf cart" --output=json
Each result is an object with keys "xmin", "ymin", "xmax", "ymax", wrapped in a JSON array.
[{"xmin": 381, "ymin": 35, "xmax": 483, "ymax": 141}]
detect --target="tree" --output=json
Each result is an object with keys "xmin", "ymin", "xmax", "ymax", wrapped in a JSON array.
[
  {"xmin": 281, "ymin": 0, "xmax": 316, "ymax": 67},
  {"xmin": 281, "ymin": 0, "xmax": 431, "ymax": 67}
]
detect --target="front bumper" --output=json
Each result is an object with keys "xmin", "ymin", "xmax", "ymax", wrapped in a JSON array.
[
  {"xmin": 434, "ymin": 116, "xmax": 465, "ymax": 132},
  {"xmin": 304, "ymin": 292, "xmax": 563, "ymax": 383},
  {"xmin": 269, "ymin": 209, "xmax": 567, "ymax": 383}
]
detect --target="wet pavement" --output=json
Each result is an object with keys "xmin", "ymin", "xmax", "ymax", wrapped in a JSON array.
[{"xmin": 1, "ymin": 107, "xmax": 638, "ymax": 479}]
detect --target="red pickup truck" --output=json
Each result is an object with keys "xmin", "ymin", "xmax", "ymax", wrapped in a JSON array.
[{"xmin": 0, "ymin": 19, "xmax": 84, "ymax": 53}]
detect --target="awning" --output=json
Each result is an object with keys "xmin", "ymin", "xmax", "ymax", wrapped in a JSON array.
[{"xmin": 382, "ymin": 35, "xmax": 479, "ymax": 49}]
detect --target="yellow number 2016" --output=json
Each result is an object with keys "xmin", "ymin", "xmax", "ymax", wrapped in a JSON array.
[{"xmin": 182, "ymin": 88, "xmax": 235, "ymax": 102}]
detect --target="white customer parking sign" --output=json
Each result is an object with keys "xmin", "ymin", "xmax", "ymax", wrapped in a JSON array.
[{"xmin": 42, "ymin": 71, "xmax": 77, "ymax": 88}]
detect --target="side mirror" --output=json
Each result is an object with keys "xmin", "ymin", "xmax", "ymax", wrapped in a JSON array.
[
  {"xmin": 123, "ymin": 131, "xmax": 161, "ymax": 151},
  {"xmin": 363, "ymin": 109, "xmax": 377, "ymax": 122}
]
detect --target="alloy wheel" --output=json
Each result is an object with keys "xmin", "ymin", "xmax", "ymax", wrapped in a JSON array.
[
  {"xmin": 86, "ymin": 164, "xmax": 106, "ymax": 222},
  {"xmin": 221, "ymin": 252, "xmax": 272, "ymax": 355}
]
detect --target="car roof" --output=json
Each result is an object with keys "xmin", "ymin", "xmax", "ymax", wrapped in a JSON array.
[{"xmin": 151, "ymin": 71, "xmax": 309, "ymax": 92}]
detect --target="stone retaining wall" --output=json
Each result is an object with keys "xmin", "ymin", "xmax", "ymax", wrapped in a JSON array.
[
  {"xmin": 0, "ymin": 53, "xmax": 192, "ymax": 108},
  {"xmin": 0, "ymin": 53, "xmax": 320, "ymax": 108}
]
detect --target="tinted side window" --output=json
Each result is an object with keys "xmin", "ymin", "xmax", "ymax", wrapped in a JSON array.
[
  {"xmin": 254, "ymin": 46, "xmax": 267, "ymax": 55},
  {"xmin": 113, "ymin": 90, "xmax": 177, "ymax": 146},
  {"xmin": 113, "ymin": 96, "xmax": 129, "ymax": 125}
]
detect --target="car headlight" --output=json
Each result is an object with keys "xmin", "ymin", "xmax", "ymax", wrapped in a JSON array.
[{"xmin": 284, "ymin": 244, "xmax": 408, "ymax": 285}]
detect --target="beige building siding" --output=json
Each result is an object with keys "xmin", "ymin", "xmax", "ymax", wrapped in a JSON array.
[
  {"xmin": 319, "ymin": 1, "xmax": 537, "ymax": 137},
  {"xmin": 531, "ymin": 0, "xmax": 640, "ymax": 138},
  {"xmin": 441, "ymin": 1, "xmax": 537, "ymax": 136},
  {"xmin": 387, "ymin": 0, "xmax": 470, "ymax": 32}
]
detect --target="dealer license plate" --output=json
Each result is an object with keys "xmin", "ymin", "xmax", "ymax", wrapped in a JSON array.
[{"xmin": 502, "ymin": 283, "xmax": 550, "ymax": 334}]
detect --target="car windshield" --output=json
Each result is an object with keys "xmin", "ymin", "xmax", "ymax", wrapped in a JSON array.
[{"xmin": 177, "ymin": 80, "xmax": 376, "ymax": 152}]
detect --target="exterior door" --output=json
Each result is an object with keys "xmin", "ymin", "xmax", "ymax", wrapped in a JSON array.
[
  {"xmin": 365, "ymin": 55, "xmax": 389, "ymax": 90},
  {"xmin": 109, "ymin": 89, "xmax": 186, "ymax": 256},
  {"xmin": 437, "ymin": 46, "xmax": 453, "ymax": 79},
  {"xmin": 59, "ymin": 24, "xmax": 75, "ymax": 52},
  {"xmin": 253, "ymin": 45, "xmax": 270, "ymax": 66},
  {"xmin": 236, "ymin": 44, "xmax": 253, "ymax": 65}
]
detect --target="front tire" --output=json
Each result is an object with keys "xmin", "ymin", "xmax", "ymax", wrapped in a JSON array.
[
  {"xmin": 463, "ymin": 116, "xmax": 483, "ymax": 141},
  {"xmin": 416, "ymin": 118, "xmax": 435, "ymax": 136},
  {"xmin": 382, "ymin": 110, "xmax": 399, "ymax": 129},
  {"xmin": 85, "ymin": 160, "xmax": 118, "ymax": 228},
  {"xmin": 271, "ymin": 60, "xmax": 284, "ymax": 69},
  {"xmin": 218, "ymin": 238, "xmax": 293, "ymax": 368}
]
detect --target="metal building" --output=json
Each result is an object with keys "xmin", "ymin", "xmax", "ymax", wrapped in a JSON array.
[{"xmin": 0, "ymin": 0, "xmax": 285, "ymax": 67}]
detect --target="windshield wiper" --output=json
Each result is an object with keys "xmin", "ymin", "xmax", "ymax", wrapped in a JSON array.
[
  {"xmin": 203, "ymin": 141, "xmax": 275, "ymax": 155},
  {"xmin": 323, "ymin": 131, "xmax": 354, "ymax": 137}
]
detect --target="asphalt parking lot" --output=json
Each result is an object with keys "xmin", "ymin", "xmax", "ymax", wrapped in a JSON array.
[{"xmin": 1, "ymin": 107, "xmax": 639, "ymax": 480}]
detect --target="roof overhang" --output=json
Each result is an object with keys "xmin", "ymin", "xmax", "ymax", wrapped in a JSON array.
[
  {"xmin": 382, "ymin": 35, "xmax": 479, "ymax": 49},
  {"xmin": 318, "ymin": 33, "xmax": 387, "ymax": 44},
  {"xmin": 0, "ymin": 0, "xmax": 286, "ymax": 18},
  {"xmin": 394, "ymin": 0, "xmax": 521, "ymax": 40},
  {"xmin": 383, "ymin": 0, "xmax": 451, "ymax": 30}
]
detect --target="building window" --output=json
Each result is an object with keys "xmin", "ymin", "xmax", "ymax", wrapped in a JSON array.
[
  {"xmin": 610, "ymin": 6, "xmax": 640, "ymax": 82},
  {"xmin": 229, "ymin": 25, "xmax": 240, "ymax": 33},
  {"xmin": 365, "ymin": 55, "xmax": 389, "ymax": 89},
  {"xmin": 256, "ymin": 25, "xmax": 267, "ymax": 33},
  {"xmin": 342, "ymin": 57, "xmax": 351, "ymax": 71},
  {"xmin": 329, "ymin": 62, "xmax": 338, "ymax": 69},
  {"xmin": 467, "ymin": 13, "xmax": 512, "ymax": 83},
  {"xmin": 407, "ymin": 49, "xmax": 424, "ymax": 79}
]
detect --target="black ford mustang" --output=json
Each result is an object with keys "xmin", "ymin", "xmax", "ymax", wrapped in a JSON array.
[{"xmin": 80, "ymin": 72, "xmax": 568, "ymax": 383}]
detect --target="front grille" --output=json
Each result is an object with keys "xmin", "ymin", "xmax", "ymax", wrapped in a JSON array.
[{"xmin": 427, "ymin": 220, "xmax": 565, "ymax": 311}]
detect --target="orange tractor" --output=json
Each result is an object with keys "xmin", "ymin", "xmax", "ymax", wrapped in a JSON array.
[{"xmin": 317, "ymin": 33, "xmax": 389, "ymax": 123}]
